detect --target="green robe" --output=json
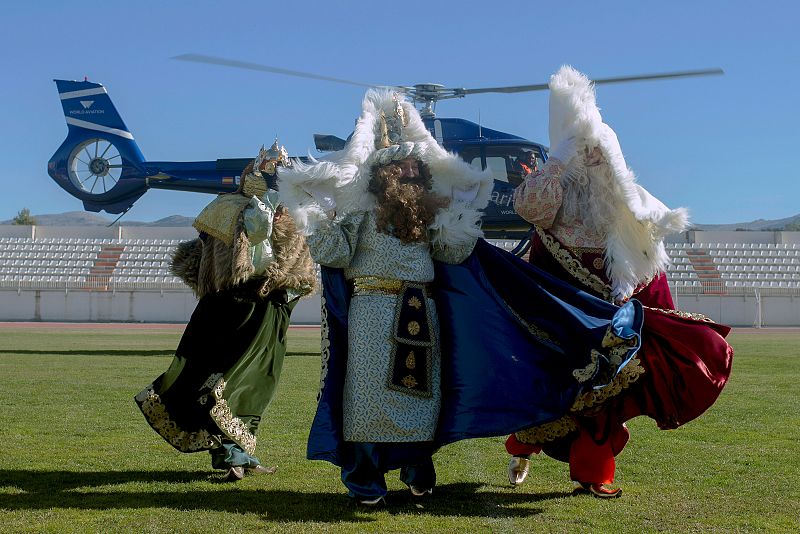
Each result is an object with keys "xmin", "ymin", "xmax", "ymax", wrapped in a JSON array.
[{"xmin": 135, "ymin": 288, "xmax": 295, "ymax": 456}]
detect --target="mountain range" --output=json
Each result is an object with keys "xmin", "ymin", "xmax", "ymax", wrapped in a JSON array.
[
  {"xmin": 691, "ymin": 213, "xmax": 800, "ymax": 231},
  {"xmin": 3, "ymin": 211, "xmax": 800, "ymax": 231},
  {"xmin": 1, "ymin": 211, "xmax": 194, "ymax": 227}
]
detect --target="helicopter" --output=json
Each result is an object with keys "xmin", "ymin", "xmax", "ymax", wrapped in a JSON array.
[{"xmin": 47, "ymin": 55, "xmax": 722, "ymax": 240}]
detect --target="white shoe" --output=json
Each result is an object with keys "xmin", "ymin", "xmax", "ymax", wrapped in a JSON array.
[
  {"xmin": 507, "ymin": 456, "xmax": 530, "ymax": 486},
  {"xmin": 408, "ymin": 485, "xmax": 433, "ymax": 497},
  {"xmin": 223, "ymin": 466, "xmax": 244, "ymax": 482},
  {"xmin": 246, "ymin": 464, "xmax": 277, "ymax": 476},
  {"xmin": 356, "ymin": 496, "xmax": 386, "ymax": 506}
]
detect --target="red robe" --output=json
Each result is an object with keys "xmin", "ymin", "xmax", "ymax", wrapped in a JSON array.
[{"xmin": 506, "ymin": 228, "xmax": 734, "ymax": 484}]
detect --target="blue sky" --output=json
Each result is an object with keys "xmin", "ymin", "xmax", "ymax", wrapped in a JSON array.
[{"xmin": 1, "ymin": 0, "xmax": 797, "ymax": 224}]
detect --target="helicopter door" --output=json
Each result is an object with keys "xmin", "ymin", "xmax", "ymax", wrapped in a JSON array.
[{"xmin": 455, "ymin": 147, "xmax": 484, "ymax": 171}]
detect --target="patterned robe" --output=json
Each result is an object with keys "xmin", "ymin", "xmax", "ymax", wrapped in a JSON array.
[{"xmin": 306, "ymin": 210, "xmax": 473, "ymax": 442}]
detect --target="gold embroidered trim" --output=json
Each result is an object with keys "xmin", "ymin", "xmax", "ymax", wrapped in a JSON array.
[
  {"xmin": 572, "ymin": 324, "xmax": 640, "ymax": 385},
  {"xmin": 602, "ymin": 326, "xmax": 640, "ymax": 366},
  {"xmin": 317, "ymin": 291, "xmax": 331, "ymax": 403},
  {"xmin": 573, "ymin": 350, "xmax": 600, "ymax": 383},
  {"xmin": 643, "ymin": 305, "xmax": 714, "ymax": 323},
  {"xmin": 135, "ymin": 385, "xmax": 217, "ymax": 452},
  {"xmin": 498, "ymin": 294, "xmax": 560, "ymax": 347},
  {"xmin": 571, "ymin": 358, "xmax": 645, "ymax": 412},
  {"xmin": 407, "ymin": 321, "xmax": 421, "ymax": 336},
  {"xmin": 570, "ymin": 245, "xmax": 604, "ymax": 255},
  {"xmin": 402, "ymin": 375, "xmax": 418, "ymax": 388},
  {"xmin": 351, "ymin": 276, "xmax": 433, "ymax": 297},
  {"xmin": 207, "ymin": 374, "xmax": 257, "ymax": 455},
  {"xmin": 535, "ymin": 227, "xmax": 612, "ymax": 301},
  {"xmin": 601, "ymin": 327, "xmax": 619, "ymax": 348},
  {"xmin": 607, "ymin": 340, "xmax": 632, "ymax": 367},
  {"xmin": 514, "ymin": 415, "xmax": 578, "ymax": 444}
]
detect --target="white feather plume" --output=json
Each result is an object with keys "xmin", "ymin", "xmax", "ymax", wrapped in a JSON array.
[{"xmin": 548, "ymin": 65, "xmax": 690, "ymax": 299}]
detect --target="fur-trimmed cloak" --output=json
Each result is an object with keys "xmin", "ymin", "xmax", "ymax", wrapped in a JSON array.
[{"xmin": 171, "ymin": 207, "xmax": 316, "ymax": 300}]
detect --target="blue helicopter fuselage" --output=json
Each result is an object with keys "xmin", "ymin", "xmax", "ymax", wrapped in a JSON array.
[{"xmin": 48, "ymin": 79, "xmax": 543, "ymax": 237}]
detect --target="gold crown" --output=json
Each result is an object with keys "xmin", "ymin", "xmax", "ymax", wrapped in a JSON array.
[
  {"xmin": 377, "ymin": 94, "xmax": 408, "ymax": 149},
  {"xmin": 239, "ymin": 139, "xmax": 291, "ymax": 198},
  {"xmin": 254, "ymin": 139, "xmax": 291, "ymax": 175}
]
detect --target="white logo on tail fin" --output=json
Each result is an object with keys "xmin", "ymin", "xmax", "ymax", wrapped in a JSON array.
[{"xmin": 80, "ymin": 100, "xmax": 94, "ymax": 109}]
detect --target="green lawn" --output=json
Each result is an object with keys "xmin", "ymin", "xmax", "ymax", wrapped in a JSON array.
[{"xmin": 0, "ymin": 327, "xmax": 797, "ymax": 533}]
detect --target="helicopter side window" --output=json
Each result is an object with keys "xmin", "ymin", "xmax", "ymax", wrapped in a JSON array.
[
  {"xmin": 457, "ymin": 148, "xmax": 483, "ymax": 170},
  {"xmin": 467, "ymin": 158, "xmax": 483, "ymax": 170},
  {"xmin": 485, "ymin": 156, "xmax": 512, "ymax": 185},
  {"xmin": 461, "ymin": 155, "xmax": 483, "ymax": 171},
  {"xmin": 498, "ymin": 147, "xmax": 544, "ymax": 187},
  {"xmin": 456, "ymin": 146, "xmax": 543, "ymax": 188}
]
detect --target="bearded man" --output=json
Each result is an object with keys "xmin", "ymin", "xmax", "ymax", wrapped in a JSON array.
[
  {"xmin": 135, "ymin": 143, "xmax": 317, "ymax": 481},
  {"xmin": 505, "ymin": 66, "xmax": 733, "ymax": 498},
  {"xmin": 279, "ymin": 89, "xmax": 492, "ymax": 505}
]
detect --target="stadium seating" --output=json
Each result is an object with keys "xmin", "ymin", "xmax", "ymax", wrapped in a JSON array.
[
  {"xmin": 0, "ymin": 237, "xmax": 184, "ymax": 290},
  {"xmin": 1, "ymin": 237, "xmax": 799, "ymax": 295},
  {"xmin": 664, "ymin": 242, "xmax": 800, "ymax": 293}
]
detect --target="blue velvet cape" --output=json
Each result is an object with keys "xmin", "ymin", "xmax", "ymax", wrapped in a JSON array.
[{"xmin": 307, "ymin": 239, "xmax": 642, "ymax": 469}]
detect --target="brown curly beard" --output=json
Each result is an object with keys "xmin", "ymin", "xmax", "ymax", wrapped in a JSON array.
[{"xmin": 367, "ymin": 160, "xmax": 449, "ymax": 244}]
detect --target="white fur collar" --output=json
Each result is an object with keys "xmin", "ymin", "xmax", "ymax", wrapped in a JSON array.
[{"xmin": 278, "ymin": 88, "xmax": 493, "ymax": 248}]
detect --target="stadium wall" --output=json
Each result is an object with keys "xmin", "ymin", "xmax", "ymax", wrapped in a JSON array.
[
  {"xmin": 0, "ymin": 288, "xmax": 322, "ymax": 324},
  {"xmin": 672, "ymin": 293, "xmax": 800, "ymax": 327},
  {"xmin": 3, "ymin": 286, "xmax": 797, "ymax": 326}
]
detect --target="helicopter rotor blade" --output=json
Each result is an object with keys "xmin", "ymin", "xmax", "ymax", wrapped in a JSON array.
[
  {"xmin": 172, "ymin": 53, "xmax": 380, "ymax": 89},
  {"xmin": 458, "ymin": 68, "xmax": 724, "ymax": 96}
]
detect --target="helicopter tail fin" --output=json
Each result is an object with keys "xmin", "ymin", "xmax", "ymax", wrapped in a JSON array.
[
  {"xmin": 55, "ymin": 79, "xmax": 140, "ymax": 149},
  {"xmin": 48, "ymin": 80, "xmax": 148, "ymax": 214}
]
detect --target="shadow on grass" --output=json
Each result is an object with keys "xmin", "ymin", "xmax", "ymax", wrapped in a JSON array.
[
  {"xmin": 0, "ymin": 350, "xmax": 318, "ymax": 357},
  {"xmin": 0, "ymin": 349, "xmax": 173, "ymax": 356},
  {"xmin": 0, "ymin": 470, "xmax": 560, "ymax": 521}
]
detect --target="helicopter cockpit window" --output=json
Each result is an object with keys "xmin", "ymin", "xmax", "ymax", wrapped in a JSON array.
[
  {"xmin": 485, "ymin": 156, "xmax": 510, "ymax": 183},
  {"xmin": 485, "ymin": 146, "xmax": 543, "ymax": 187},
  {"xmin": 456, "ymin": 146, "xmax": 543, "ymax": 187}
]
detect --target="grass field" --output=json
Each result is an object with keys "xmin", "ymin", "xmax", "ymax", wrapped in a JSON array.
[{"xmin": 0, "ymin": 325, "xmax": 798, "ymax": 533}]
